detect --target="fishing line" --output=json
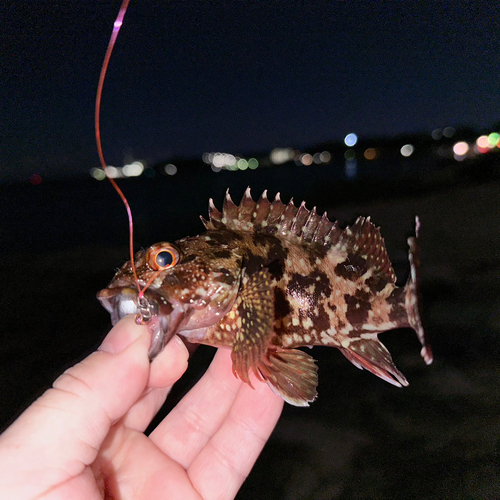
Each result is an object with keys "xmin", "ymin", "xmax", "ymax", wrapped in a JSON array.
[{"xmin": 94, "ymin": 0, "xmax": 147, "ymax": 298}]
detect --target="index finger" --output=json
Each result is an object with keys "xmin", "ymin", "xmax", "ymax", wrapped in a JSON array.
[{"xmin": 0, "ymin": 316, "xmax": 151, "ymax": 500}]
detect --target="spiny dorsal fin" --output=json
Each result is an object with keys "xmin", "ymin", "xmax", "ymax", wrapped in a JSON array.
[
  {"xmin": 202, "ymin": 188, "xmax": 395, "ymax": 283},
  {"xmin": 202, "ymin": 187, "xmax": 341, "ymax": 245}
]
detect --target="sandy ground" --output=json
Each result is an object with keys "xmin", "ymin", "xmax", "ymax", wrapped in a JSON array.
[{"xmin": 1, "ymin": 178, "xmax": 500, "ymax": 499}]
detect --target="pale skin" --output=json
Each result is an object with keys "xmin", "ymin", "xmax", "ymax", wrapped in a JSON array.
[{"xmin": 0, "ymin": 316, "xmax": 284, "ymax": 499}]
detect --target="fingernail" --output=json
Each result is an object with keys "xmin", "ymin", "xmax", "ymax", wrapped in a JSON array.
[
  {"xmin": 99, "ymin": 315, "xmax": 149, "ymax": 355},
  {"xmin": 170, "ymin": 335, "xmax": 189, "ymax": 359}
]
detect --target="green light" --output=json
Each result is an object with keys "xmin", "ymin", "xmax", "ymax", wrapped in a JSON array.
[
  {"xmin": 90, "ymin": 167, "xmax": 106, "ymax": 181},
  {"xmin": 488, "ymin": 132, "xmax": 500, "ymax": 147},
  {"xmin": 248, "ymin": 158, "xmax": 259, "ymax": 169},
  {"xmin": 344, "ymin": 149, "xmax": 355, "ymax": 160},
  {"xmin": 237, "ymin": 159, "xmax": 248, "ymax": 170}
]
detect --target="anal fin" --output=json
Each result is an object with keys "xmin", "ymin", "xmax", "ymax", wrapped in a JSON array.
[
  {"xmin": 340, "ymin": 338, "xmax": 409, "ymax": 387},
  {"xmin": 257, "ymin": 348, "xmax": 318, "ymax": 407}
]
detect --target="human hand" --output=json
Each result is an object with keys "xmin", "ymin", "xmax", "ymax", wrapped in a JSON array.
[{"xmin": 0, "ymin": 315, "xmax": 284, "ymax": 499}]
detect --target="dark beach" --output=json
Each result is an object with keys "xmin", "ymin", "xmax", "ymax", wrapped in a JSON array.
[{"xmin": 1, "ymin": 159, "xmax": 500, "ymax": 499}]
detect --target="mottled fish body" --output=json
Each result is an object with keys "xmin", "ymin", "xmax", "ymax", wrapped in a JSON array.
[{"xmin": 98, "ymin": 188, "xmax": 432, "ymax": 406}]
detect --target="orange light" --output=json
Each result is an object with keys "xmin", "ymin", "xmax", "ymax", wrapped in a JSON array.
[{"xmin": 364, "ymin": 148, "xmax": 378, "ymax": 160}]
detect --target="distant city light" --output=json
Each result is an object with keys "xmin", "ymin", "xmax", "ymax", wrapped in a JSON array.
[
  {"xmin": 270, "ymin": 148, "xmax": 294, "ymax": 165},
  {"xmin": 363, "ymin": 148, "xmax": 378, "ymax": 160},
  {"xmin": 443, "ymin": 126, "xmax": 455, "ymax": 138},
  {"xmin": 453, "ymin": 141, "xmax": 469, "ymax": 157},
  {"xmin": 212, "ymin": 153, "xmax": 223, "ymax": 168},
  {"xmin": 345, "ymin": 159, "xmax": 358, "ymax": 179},
  {"xmin": 344, "ymin": 133, "xmax": 358, "ymax": 147},
  {"xmin": 237, "ymin": 158, "xmax": 248, "ymax": 170},
  {"xmin": 209, "ymin": 152, "xmax": 239, "ymax": 170},
  {"xmin": 105, "ymin": 166, "xmax": 120, "ymax": 178},
  {"xmin": 400, "ymin": 144, "xmax": 415, "ymax": 157},
  {"xmin": 319, "ymin": 151, "xmax": 331, "ymax": 163},
  {"xmin": 475, "ymin": 135, "xmax": 490, "ymax": 154},
  {"xmin": 437, "ymin": 145, "xmax": 448, "ymax": 157},
  {"xmin": 212, "ymin": 153, "xmax": 224, "ymax": 168},
  {"xmin": 28, "ymin": 173, "xmax": 42, "ymax": 185},
  {"xmin": 344, "ymin": 149, "xmax": 355, "ymax": 160},
  {"xmin": 90, "ymin": 167, "xmax": 106, "ymax": 181},
  {"xmin": 431, "ymin": 128, "xmax": 443, "ymax": 140},
  {"xmin": 202, "ymin": 152, "xmax": 213, "ymax": 164},
  {"xmin": 300, "ymin": 153, "xmax": 313, "ymax": 166},
  {"xmin": 488, "ymin": 132, "xmax": 500, "ymax": 147},
  {"xmin": 82, "ymin": 127, "xmax": 491, "ymax": 182},
  {"xmin": 248, "ymin": 158, "xmax": 259, "ymax": 169},
  {"xmin": 164, "ymin": 164, "xmax": 177, "ymax": 175},
  {"xmin": 476, "ymin": 135, "xmax": 489, "ymax": 148},
  {"xmin": 123, "ymin": 161, "xmax": 144, "ymax": 177}
]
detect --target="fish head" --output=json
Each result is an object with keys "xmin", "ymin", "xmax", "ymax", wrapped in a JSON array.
[{"xmin": 97, "ymin": 235, "xmax": 242, "ymax": 358}]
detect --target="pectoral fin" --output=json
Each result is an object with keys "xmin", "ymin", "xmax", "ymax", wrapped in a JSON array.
[
  {"xmin": 257, "ymin": 348, "xmax": 318, "ymax": 407},
  {"xmin": 231, "ymin": 269, "xmax": 275, "ymax": 386}
]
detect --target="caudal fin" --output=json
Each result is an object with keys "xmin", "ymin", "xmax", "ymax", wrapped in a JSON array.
[{"xmin": 405, "ymin": 216, "xmax": 433, "ymax": 365}]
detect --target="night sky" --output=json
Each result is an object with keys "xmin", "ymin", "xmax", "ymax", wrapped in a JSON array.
[{"xmin": 2, "ymin": 1, "xmax": 499, "ymax": 181}]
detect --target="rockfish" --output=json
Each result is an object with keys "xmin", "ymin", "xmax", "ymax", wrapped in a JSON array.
[{"xmin": 98, "ymin": 188, "xmax": 432, "ymax": 406}]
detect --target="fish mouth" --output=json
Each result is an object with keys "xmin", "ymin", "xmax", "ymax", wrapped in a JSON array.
[{"xmin": 97, "ymin": 286, "xmax": 191, "ymax": 360}]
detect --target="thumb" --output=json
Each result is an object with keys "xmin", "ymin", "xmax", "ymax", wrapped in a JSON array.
[{"xmin": 0, "ymin": 315, "xmax": 151, "ymax": 500}]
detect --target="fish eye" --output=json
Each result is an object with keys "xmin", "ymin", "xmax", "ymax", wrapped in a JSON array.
[{"xmin": 148, "ymin": 245, "xmax": 179, "ymax": 271}]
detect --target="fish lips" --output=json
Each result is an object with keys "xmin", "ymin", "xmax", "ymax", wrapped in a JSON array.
[{"xmin": 97, "ymin": 286, "xmax": 190, "ymax": 360}]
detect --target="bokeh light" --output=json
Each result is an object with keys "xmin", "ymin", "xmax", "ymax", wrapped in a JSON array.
[
  {"xmin": 105, "ymin": 166, "xmax": 120, "ymax": 178},
  {"xmin": 344, "ymin": 133, "xmax": 358, "ymax": 147},
  {"xmin": 164, "ymin": 164, "xmax": 177, "ymax": 175},
  {"xmin": 443, "ymin": 126, "xmax": 455, "ymax": 138},
  {"xmin": 488, "ymin": 132, "xmax": 500, "ymax": 147},
  {"xmin": 319, "ymin": 151, "xmax": 331, "ymax": 163},
  {"xmin": 345, "ymin": 159, "xmax": 357, "ymax": 179},
  {"xmin": 237, "ymin": 159, "xmax": 248, "ymax": 170},
  {"xmin": 400, "ymin": 144, "xmax": 415, "ymax": 157},
  {"xmin": 90, "ymin": 167, "xmax": 106, "ymax": 181},
  {"xmin": 248, "ymin": 158, "xmax": 259, "ymax": 169},
  {"xmin": 431, "ymin": 128, "xmax": 443, "ymax": 140},
  {"xmin": 270, "ymin": 148, "xmax": 294, "ymax": 165},
  {"xmin": 363, "ymin": 148, "xmax": 378, "ymax": 160},
  {"xmin": 122, "ymin": 161, "xmax": 144, "ymax": 177},
  {"xmin": 300, "ymin": 153, "xmax": 313, "ymax": 166},
  {"xmin": 344, "ymin": 149, "xmax": 355, "ymax": 160},
  {"xmin": 475, "ymin": 135, "xmax": 490, "ymax": 154},
  {"xmin": 453, "ymin": 141, "xmax": 469, "ymax": 157},
  {"xmin": 28, "ymin": 173, "xmax": 42, "ymax": 185}
]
